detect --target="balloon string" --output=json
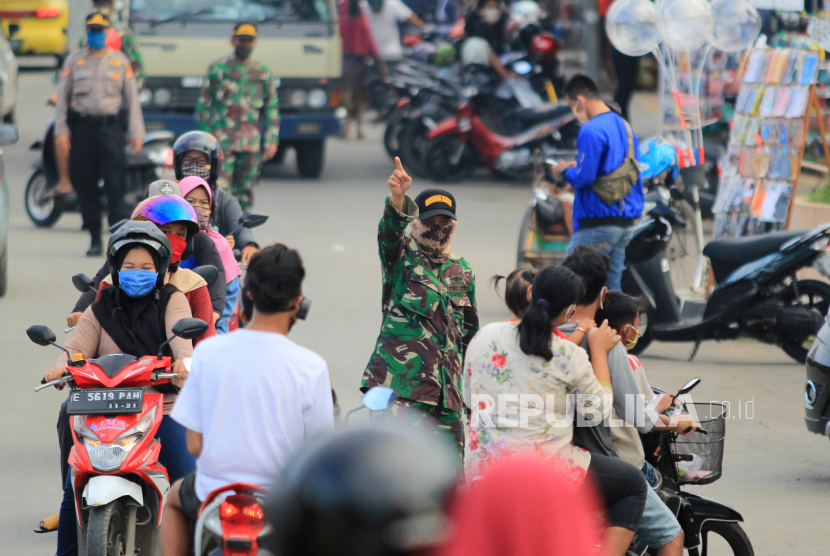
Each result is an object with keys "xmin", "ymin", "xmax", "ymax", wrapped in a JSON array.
[{"xmin": 693, "ymin": 44, "xmax": 712, "ymax": 162}]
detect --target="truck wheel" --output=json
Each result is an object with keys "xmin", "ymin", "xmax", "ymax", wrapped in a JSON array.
[
  {"xmin": 0, "ymin": 240, "xmax": 7, "ymax": 297},
  {"xmin": 26, "ymin": 169, "xmax": 63, "ymax": 227},
  {"xmin": 86, "ymin": 500, "xmax": 127, "ymax": 556},
  {"xmin": 296, "ymin": 140, "xmax": 325, "ymax": 179}
]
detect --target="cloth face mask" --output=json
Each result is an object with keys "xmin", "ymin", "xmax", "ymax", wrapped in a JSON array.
[
  {"xmin": 87, "ymin": 30, "xmax": 106, "ymax": 50},
  {"xmin": 181, "ymin": 163, "xmax": 211, "ymax": 181},
  {"xmin": 166, "ymin": 234, "xmax": 187, "ymax": 263},
  {"xmin": 410, "ymin": 218, "xmax": 457, "ymax": 264},
  {"xmin": 118, "ymin": 269, "xmax": 158, "ymax": 298}
]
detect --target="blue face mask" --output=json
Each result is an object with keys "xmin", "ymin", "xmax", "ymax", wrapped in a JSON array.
[
  {"xmin": 118, "ymin": 269, "xmax": 158, "ymax": 298},
  {"xmin": 87, "ymin": 30, "xmax": 106, "ymax": 50}
]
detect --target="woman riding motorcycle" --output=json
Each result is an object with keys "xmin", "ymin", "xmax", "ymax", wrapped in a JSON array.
[
  {"xmin": 67, "ymin": 195, "xmax": 223, "ymax": 337},
  {"xmin": 173, "ymin": 131, "xmax": 260, "ymax": 266},
  {"xmin": 43, "ymin": 222, "xmax": 199, "ymax": 556}
]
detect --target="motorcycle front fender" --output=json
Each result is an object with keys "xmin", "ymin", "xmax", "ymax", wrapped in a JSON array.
[
  {"xmin": 681, "ymin": 492, "xmax": 744, "ymax": 549},
  {"xmin": 83, "ymin": 475, "xmax": 145, "ymax": 508},
  {"xmin": 426, "ymin": 117, "xmax": 461, "ymax": 139}
]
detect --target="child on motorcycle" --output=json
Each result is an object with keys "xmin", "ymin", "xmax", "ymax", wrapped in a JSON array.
[
  {"xmin": 160, "ymin": 244, "xmax": 335, "ymax": 556},
  {"xmin": 173, "ymin": 131, "xmax": 261, "ymax": 266},
  {"xmin": 179, "ymin": 176, "xmax": 241, "ymax": 334},
  {"xmin": 44, "ymin": 222, "xmax": 198, "ymax": 556}
]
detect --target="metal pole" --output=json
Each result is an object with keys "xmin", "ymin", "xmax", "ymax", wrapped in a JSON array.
[{"xmin": 584, "ymin": 0, "xmax": 601, "ymax": 80}]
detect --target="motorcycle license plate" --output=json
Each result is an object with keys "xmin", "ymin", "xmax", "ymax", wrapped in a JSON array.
[{"xmin": 66, "ymin": 388, "xmax": 144, "ymax": 415}]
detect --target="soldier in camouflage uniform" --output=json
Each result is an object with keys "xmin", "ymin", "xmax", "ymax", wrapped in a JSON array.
[
  {"xmin": 361, "ymin": 157, "xmax": 479, "ymax": 457},
  {"xmin": 196, "ymin": 22, "xmax": 280, "ymax": 211}
]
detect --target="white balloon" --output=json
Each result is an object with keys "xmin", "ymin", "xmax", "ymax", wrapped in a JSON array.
[
  {"xmin": 659, "ymin": 0, "xmax": 714, "ymax": 51},
  {"xmin": 605, "ymin": 0, "xmax": 662, "ymax": 57},
  {"xmin": 708, "ymin": 0, "xmax": 762, "ymax": 52}
]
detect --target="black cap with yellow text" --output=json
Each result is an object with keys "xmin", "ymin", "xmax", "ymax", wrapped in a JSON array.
[
  {"xmin": 86, "ymin": 11, "xmax": 110, "ymax": 30},
  {"xmin": 233, "ymin": 22, "xmax": 258, "ymax": 38},
  {"xmin": 414, "ymin": 188, "xmax": 457, "ymax": 221}
]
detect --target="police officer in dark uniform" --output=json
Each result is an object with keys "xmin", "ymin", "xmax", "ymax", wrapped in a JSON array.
[{"xmin": 54, "ymin": 12, "xmax": 145, "ymax": 256}]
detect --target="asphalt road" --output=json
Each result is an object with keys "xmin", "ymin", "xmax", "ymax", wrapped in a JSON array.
[{"xmin": 2, "ymin": 66, "xmax": 828, "ymax": 555}]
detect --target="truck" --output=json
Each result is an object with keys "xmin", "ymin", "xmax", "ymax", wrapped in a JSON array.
[{"xmin": 119, "ymin": 0, "xmax": 344, "ymax": 178}]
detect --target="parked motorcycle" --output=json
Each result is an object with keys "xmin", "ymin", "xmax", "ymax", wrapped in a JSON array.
[
  {"xmin": 622, "ymin": 207, "xmax": 830, "ymax": 362},
  {"xmin": 637, "ymin": 377, "xmax": 754, "ymax": 556},
  {"xmin": 421, "ymin": 65, "xmax": 579, "ymax": 182},
  {"xmin": 802, "ymin": 255, "xmax": 830, "ymax": 440},
  {"xmin": 25, "ymin": 121, "xmax": 175, "ymax": 227},
  {"xmin": 193, "ymin": 483, "xmax": 271, "ymax": 556},
  {"xmin": 29, "ymin": 318, "xmax": 209, "ymax": 556}
]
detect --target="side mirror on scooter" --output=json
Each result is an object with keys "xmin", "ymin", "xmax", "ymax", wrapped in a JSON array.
[
  {"xmin": 669, "ymin": 187, "xmax": 685, "ymax": 202},
  {"xmin": 191, "ymin": 265, "xmax": 219, "ymax": 286},
  {"xmin": 27, "ymin": 325, "xmax": 75, "ymax": 361},
  {"xmin": 72, "ymin": 273, "xmax": 98, "ymax": 293},
  {"xmin": 676, "ymin": 377, "xmax": 701, "ymax": 397},
  {"xmin": 156, "ymin": 318, "xmax": 209, "ymax": 358},
  {"xmin": 239, "ymin": 212, "xmax": 269, "ymax": 230},
  {"xmin": 344, "ymin": 386, "xmax": 400, "ymax": 424}
]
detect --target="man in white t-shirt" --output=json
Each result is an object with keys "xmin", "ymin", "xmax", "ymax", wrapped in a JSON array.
[
  {"xmin": 367, "ymin": 0, "xmax": 423, "ymax": 61},
  {"xmin": 160, "ymin": 244, "xmax": 335, "ymax": 556}
]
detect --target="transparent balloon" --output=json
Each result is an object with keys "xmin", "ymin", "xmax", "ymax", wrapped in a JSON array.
[
  {"xmin": 708, "ymin": 0, "xmax": 762, "ymax": 52},
  {"xmin": 659, "ymin": 0, "xmax": 714, "ymax": 51},
  {"xmin": 605, "ymin": 0, "xmax": 662, "ymax": 57}
]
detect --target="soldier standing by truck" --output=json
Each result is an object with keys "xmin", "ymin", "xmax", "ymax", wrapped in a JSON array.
[{"xmin": 196, "ymin": 23, "xmax": 279, "ymax": 211}]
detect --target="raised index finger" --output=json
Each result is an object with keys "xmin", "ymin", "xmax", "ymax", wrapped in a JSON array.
[{"xmin": 395, "ymin": 156, "xmax": 404, "ymax": 173}]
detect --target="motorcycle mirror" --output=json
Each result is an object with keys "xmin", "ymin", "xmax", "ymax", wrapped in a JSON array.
[
  {"xmin": 171, "ymin": 318, "xmax": 210, "ymax": 340},
  {"xmin": 239, "ymin": 212, "xmax": 269, "ymax": 229},
  {"xmin": 669, "ymin": 187, "xmax": 685, "ymax": 201},
  {"xmin": 362, "ymin": 386, "xmax": 399, "ymax": 411},
  {"xmin": 72, "ymin": 273, "xmax": 97, "ymax": 293},
  {"xmin": 191, "ymin": 265, "xmax": 219, "ymax": 286},
  {"xmin": 676, "ymin": 377, "xmax": 701, "ymax": 397},
  {"xmin": 297, "ymin": 297, "xmax": 312, "ymax": 320},
  {"xmin": 108, "ymin": 219, "xmax": 128, "ymax": 234},
  {"xmin": 0, "ymin": 124, "xmax": 18, "ymax": 146},
  {"xmin": 27, "ymin": 325, "xmax": 57, "ymax": 346}
]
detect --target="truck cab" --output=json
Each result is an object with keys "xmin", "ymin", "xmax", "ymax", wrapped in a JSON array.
[{"xmin": 126, "ymin": 0, "xmax": 343, "ymax": 178}]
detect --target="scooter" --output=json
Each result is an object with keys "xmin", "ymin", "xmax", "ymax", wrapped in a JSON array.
[
  {"xmin": 802, "ymin": 256, "xmax": 830, "ymax": 440},
  {"xmin": 420, "ymin": 64, "xmax": 579, "ymax": 182},
  {"xmin": 637, "ymin": 377, "xmax": 754, "ymax": 556},
  {"xmin": 622, "ymin": 208, "xmax": 830, "ymax": 363},
  {"xmin": 24, "ymin": 121, "xmax": 175, "ymax": 228},
  {"xmin": 29, "ymin": 318, "xmax": 208, "ymax": 556}
]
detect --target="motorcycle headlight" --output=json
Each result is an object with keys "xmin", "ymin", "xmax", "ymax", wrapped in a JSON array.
[
  {"xmin": 308, "ymin": 88, "xmax": 327, "ymax": 108},
  {"xmin": 289, "ymin": 89, "xmax": 308, "ymax": 108},
  {"xmin": 154, "ymin": 87, "xmax": 173, "ymax": 106},
  {"xmin": 138, "ymin": 89, "xmax": 153, "ymax": 106},
  {"xmin": 82, "ymin": 412, "xmax": 155, "ymax": 472}
]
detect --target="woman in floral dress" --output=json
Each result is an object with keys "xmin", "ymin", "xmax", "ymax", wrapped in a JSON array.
[{"xmin": 463, "ymin": 265, "xmax": 647, "ymax": 555}]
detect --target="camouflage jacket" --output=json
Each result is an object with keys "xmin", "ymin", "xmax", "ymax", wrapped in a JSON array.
[
  {"xmin": 195, "ymin": 55, "xmax": 280, "ymax": 153},
  {"xmin": 361, "ymin": 195, "xmax": 479, "ymax": 413}
]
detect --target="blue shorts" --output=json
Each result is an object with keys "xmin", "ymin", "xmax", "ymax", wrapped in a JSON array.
[{"xmin": 637, "ymin": 486, "xmax": 681, "ymax": 548}]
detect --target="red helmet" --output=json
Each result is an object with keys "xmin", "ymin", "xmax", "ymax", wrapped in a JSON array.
[{"xmin": 531, "ymin": 34, "xmax": 559, "ymax": 62}]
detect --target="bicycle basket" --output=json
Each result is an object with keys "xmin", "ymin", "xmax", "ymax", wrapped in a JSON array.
[{"xmin": 670, "ymin": 402, "xmax": 727, "ymax": 485}]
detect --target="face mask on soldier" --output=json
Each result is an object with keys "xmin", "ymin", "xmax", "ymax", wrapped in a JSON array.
[{"xmin": 235, "ymin": 43, "xmax": 253, "ymax": 60}]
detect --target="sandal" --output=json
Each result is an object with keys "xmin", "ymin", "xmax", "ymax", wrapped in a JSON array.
[{"xmin": 34, "ymin": 512, "xmax": 59, "ymax": 534}]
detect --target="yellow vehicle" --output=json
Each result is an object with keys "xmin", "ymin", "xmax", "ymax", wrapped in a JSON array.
[
  {"xmin": 0, "ymin": 0, "xmax": 68, "ymax": 60},
  {"xmin": 126, "ymin": 0, "xmax": 343, "ymax": 178}
]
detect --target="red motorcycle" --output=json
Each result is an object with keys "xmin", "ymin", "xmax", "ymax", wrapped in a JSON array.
[
  {"xmin": 29, "ymin": 318, "xmax": 208, "ymax": 556},
  {"xmin": 420, "ymin": 67, "xmax": 579, "ymax": 182},
  {"xmin": 193, "ymin": 483, "xmax": 270, "ymax": 555}
]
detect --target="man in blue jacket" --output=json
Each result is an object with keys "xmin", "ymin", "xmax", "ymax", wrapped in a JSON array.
[{"xmin": 551, "ymin": 74, "xmax": 644, "ymax": 291}]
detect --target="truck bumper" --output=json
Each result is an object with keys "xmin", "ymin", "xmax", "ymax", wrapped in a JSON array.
[{"xmin": 143, "ymin": 110, "xmax": 345, "ymax": 142}]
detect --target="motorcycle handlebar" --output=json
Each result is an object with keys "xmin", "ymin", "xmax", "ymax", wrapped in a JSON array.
[{"xmin": 35, "ymin": 376, "xmax": 70, "ymax": 392}]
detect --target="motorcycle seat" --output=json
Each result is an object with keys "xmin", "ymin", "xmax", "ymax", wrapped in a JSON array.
[
  {"xmin": 703, "ymin": 230, "xmax": 803, "ymax": 264},
  {"xmin": 514, "ymin": 103, "xmax": 572, "ymax": 125}
]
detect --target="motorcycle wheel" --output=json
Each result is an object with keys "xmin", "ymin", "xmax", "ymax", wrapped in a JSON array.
[
  {"xmin": 384, "ymin": 120, "xmax": 403, "ymax": 159},
  {"xmin": 627, "ymin": 305, "xmax": 654, "ymax": 356},
  {"xmin": 25, "ymin": 169, "xmax": 63, "ymax": 228},
  {"xmin": 87, "ymin": 500, "xmax": 127, "ymax": 556},
  {"xmin": 422, "ymin": 136, "xmax": 473, "ymax": 183},
  {"xmin": 699, "ymin": 521, "xmax": 754, "ymax": 556},
  {"xmin": 398, "ymin": 121, "xmax": 429, "ymax": 178},
  {"xmin": 779, "ymin": 279, "xmax": 830, "ymax": 364},
  {"xmin": 667, "ymin": 199, "xmax": 703, "ymax": 295}
]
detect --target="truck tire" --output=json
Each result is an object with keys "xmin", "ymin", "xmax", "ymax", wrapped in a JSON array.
[
  {"xmin": 86, "ymin": 500, "xmax": 127, "ymax": 556},
  {"xmin": 295, "ymin": 140, "xmax": 325, "ymax": 179}
]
